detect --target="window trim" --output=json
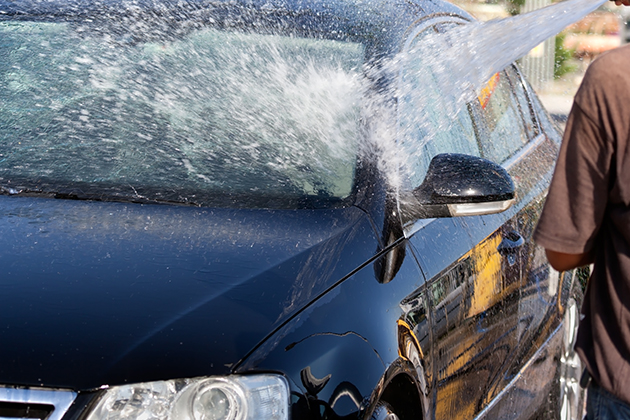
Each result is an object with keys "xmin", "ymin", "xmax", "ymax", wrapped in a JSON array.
[{"xmin": 510, "ymin": 64, "xmax": 544, "ymax": 136}]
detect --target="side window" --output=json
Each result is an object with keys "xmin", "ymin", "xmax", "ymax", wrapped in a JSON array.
[
  {"xmin": 398, "ymin": 25, "xmax": 481, "ymax": 187},
  {"xmin": 474, "ymin": 70, "xmax": 529, "ymax": 163}
]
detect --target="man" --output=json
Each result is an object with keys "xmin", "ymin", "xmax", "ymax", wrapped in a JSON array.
[{"xmin": 533, "ymin": 28, "xmax": 630, "ymax": 419}]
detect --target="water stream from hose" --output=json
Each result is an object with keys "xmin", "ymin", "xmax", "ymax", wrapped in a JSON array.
[
  {"xmin": 427, "ymin": 0, "xmax": 607, "ymax": 114},
  {"xmin": 375, "ymin": 0, "xmax": 609, "ymax": 190}
]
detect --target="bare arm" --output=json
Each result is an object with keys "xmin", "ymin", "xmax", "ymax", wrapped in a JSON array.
[{"xmin": 545, "ymin": 249, "xmax": 594, "ymax": 272}]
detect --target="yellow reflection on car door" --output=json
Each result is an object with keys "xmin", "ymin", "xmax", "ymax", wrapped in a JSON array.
[{"xmin": 433, "ymin": 231, "xmax": 521, "ymax": 420}]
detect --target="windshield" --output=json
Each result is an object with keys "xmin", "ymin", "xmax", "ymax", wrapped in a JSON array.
[{"xmin": 0, "ymin": 20, "xmax": 364, "ymax": 208}]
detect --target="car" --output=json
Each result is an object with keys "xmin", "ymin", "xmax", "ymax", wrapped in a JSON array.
[{"xmin": 0, "ymin": 0, "xmax": 585, "ymax": 420}]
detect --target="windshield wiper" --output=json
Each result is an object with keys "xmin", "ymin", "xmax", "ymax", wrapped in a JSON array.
[
  {"xmin": 0, "ymin": 184, "xmax": 202, "ymax": 206},
  {"xmin": 0, "ymin": 186, "xmax": 74, "ymax": 199},
  {"xmin": 0, "ymin": 186, "xmax": 22, "ymax": 195}
]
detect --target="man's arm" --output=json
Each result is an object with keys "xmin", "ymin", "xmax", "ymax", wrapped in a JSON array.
[{"xmin": 545, "ymin": 249, "xmax": 594, "ymax": 272}]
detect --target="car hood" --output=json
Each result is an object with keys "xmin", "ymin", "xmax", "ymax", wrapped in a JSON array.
[{"xmin": 0, "ymin": 196, "xmax": 377, "ymax": 390}]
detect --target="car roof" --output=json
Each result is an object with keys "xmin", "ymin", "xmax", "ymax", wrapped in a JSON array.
[{"xmin": 0, "ymin": 0, "xmax": 472, "ymax": 58}]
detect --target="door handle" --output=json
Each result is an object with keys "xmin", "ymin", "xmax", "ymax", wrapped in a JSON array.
[
  {"xmin": 498, "ymin": 231, "xmax": 524, "ymax": 266},
  {"xmin": 498, "ymin": 231, "xmax": 525, "ymax": 253}
]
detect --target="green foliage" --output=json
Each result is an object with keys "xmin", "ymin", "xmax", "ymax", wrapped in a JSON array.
[
  {"xmin": 506, "ymin": 0, "xmax": 525, "ymax": 15},
  {"xmin": 554, "ymin": 32, "xmax": 578, "ymax": 79}
]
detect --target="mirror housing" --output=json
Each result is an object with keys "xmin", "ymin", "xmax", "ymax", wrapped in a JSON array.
[{"xmin": 402, "ymin": 153, "xmax": 515, "ymax": 220}]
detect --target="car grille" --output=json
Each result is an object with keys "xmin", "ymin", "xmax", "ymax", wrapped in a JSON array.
[{"xmin": 0, "ymin": 387, "xmax": 76, "ymax": 420}]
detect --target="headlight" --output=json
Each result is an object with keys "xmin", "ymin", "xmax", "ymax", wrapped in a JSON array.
[{"xmin": 85, "ymin": 375, "xmax": 289, "ymax": 420}]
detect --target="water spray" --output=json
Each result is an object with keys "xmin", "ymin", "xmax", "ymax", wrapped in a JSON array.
[{"xmin": 425, "ymin": 0, "xmax": 608, "ymax": 112}]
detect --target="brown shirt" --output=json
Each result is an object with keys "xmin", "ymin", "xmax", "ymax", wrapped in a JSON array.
[{"xmin": 534, "ymin": 44, "xmax": 630, "ymax": 405}]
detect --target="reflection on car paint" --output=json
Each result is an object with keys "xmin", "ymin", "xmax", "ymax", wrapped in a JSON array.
[{"xmin": 433, "ymin": 232, "xmax": 519, "ymax": 419}]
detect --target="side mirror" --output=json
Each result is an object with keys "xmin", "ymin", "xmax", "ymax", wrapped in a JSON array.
[{"xmin": 402, "ymin": 153, "xmax": 515, "ymax": 220}]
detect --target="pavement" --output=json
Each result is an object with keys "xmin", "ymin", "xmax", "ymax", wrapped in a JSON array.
[{"xmin": 536, "ymin": 74, "xmax": 583, "ymax": 131}]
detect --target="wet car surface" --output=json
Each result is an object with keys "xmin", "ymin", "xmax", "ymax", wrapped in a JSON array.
[{"xmin": 0, "ymin": 1, "xmax": 584, "ymax": 420}]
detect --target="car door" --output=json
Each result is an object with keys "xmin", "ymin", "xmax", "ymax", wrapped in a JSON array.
[
  {"xmin": 463, "ymin": 63, "xmax": 562, "ymax": 420},
  {"xmin": 480, "ymin": 63, "xmax": 565, "ymax": 397},
  {"xmin": 395, "ymin": 17, "xmax": 558, "ymax": 420}
]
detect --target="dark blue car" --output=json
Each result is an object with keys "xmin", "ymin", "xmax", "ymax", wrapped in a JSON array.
[{"xmin": 0, "ymin": 0, "xmax": 584, "ymax": 419}]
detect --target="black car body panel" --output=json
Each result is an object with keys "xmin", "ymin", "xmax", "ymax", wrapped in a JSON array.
[{"xmin": 0, "ymin": 196, "xmax": 383, "ymax": 389}]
